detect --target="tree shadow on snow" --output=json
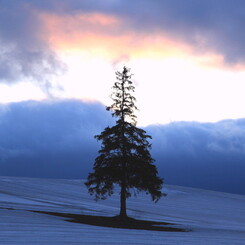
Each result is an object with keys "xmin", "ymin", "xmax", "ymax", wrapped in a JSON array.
[{"xmin": 32, "ymin": 210, "xmax": 189, "ymax": 232}]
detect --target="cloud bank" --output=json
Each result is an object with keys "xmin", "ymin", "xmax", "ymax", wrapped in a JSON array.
[
  {"xmin": 0, "ymin": 99, "xmax": 244, "ymax": 195},
  {"xmin": 0, "ymin": 100, "xmax": 113, "ymax": 178},
  {"xmin": 147, "ymin": 121, "xmax": 245, "ymax": 194}
]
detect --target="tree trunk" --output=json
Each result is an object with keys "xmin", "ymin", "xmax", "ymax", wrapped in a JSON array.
[
  {"xmin": 120, "ymin": 181, "xmax": 127, "ymax": 218},
  {"xmin": 119, "ymin": 70, "xmax": 127, "ymax": 219}
]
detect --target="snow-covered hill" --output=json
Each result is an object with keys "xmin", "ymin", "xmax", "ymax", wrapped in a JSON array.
[{"xmin": 0, "ymin": 176, "xmax": 244, "ymax": 244}]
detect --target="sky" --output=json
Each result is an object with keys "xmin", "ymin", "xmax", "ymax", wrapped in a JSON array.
[
  {"xmin": 1, "ymin": 0, "xmax": 245, "ymax": 125},
  {"xmin": 1, "ymin": 0, "xmax": 245, "ymax": 194}
]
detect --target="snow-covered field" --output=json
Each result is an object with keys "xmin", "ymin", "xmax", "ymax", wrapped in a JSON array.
[{"xmin": 0, "ymin": 176, "xmax": 244, "ymax": 245}]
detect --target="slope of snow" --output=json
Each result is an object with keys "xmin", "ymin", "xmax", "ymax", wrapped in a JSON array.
[{"xmin": 0, "ymin": 176, "xmax": 244, "ymax": 245}]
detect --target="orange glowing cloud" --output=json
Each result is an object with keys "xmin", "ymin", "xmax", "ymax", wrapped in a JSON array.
[
  {"xmin": 37, "ymin": 8, "xmax": 245, "ymax": 73},
  {"xmin": 38, "ymin": 11, "xmax": 192, "ymax": 61}
]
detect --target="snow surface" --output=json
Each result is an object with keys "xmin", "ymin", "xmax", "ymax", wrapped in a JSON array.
[{"xmin": 0, "ymin": 176, "xmax": 244, "ymax": 245}]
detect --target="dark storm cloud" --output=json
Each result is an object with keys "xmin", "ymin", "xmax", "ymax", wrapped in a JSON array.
[
  {"xmin": 0, "ymin": 99, "xmax": 244, "ymax": 194},
  {"xmin": 0, "ymin": 0, "xmax": 65, "ymax": 89}
]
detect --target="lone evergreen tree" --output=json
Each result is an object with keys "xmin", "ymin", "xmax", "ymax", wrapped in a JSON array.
[{"xmin": 85, "ymin": 66, "xmax": 164, "ymax": 219}]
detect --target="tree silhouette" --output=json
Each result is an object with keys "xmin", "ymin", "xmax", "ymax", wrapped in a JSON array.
[{"xmin": 85, "ymin": 67, "xmax": 164, "ymax": 219}]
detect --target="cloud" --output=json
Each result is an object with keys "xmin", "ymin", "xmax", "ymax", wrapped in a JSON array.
[
  {"xmin": 107, "ymin": 0, "xmax": 245, "ymax": 65},
  {"xmin": 0, "ymin": 99, "xmax": 112, "ymax": 153},
  {"xmin": 35, "ymin": 0, "xmax": 245, "ymax": 65},
  {"xmin": 206, "ymin": 120, "xmax": 245, "ymax": 153},
  {"xmin": 0, "ymin": 99, "xmax": 244, "ymax": 194},
  {"xmin": 0, "ymin": 1, "xmax": 65, "ymax": 91},
  {"xmin": 0, "ymin": 99, "xmax": 113, "ymax": 178},
  {"xmin": 148, "ymin": 120, "xmax": 245, "ymax": 155},
  {"xmin": 146, "ymin": 120, "xmax": 245, "ymax": 194}
]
